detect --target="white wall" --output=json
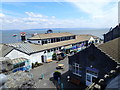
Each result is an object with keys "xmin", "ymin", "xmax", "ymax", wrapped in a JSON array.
[
  {"xmin": 5, "ymin": 49, "xmax": 45, "ymax": 66},
  {"xmin": 5, "ymin": 49, "xmax": 55, "ymax": 66},
  {"xmin": 30, "ymin": 51, "xmax": 45, "ymax": 64},
  {"xmin": 47, "ymin": 51, "xmax": 54, "ymax": 60},
  {"xmin": 6, "ymin": 49, "xmax": 30, "ymax": 59}
]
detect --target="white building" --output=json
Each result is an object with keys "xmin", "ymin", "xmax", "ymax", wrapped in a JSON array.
[{"xmin": 1, "ymin": 32, "xmax": 101, "ymax": 68}]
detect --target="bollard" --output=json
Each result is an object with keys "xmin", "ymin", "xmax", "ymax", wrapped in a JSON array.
[
  {"xmin": 61, "ymin": 83, "xmax": 64, "ymax": 90},
  {"xmin": 31, "ymin": 73, "xmax": 33, "ymax": 78},
  {"xmin": 41, "ymin": 73, "xmax": 44, "ymax": 79}
]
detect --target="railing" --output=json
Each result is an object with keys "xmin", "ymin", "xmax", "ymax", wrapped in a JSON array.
[{"xmin": 85, "ymin": 83, "xmax": 95, "ymax": 90}]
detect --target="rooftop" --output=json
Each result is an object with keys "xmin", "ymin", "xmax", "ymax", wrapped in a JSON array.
[
  {"xmin": 28, "ymin": 32, "xmax": 74, "ymax": 40},
  {"xmin": 6, "ymin": 35, "xmax": 98, "ymax": 55},
  {"xmin": 0, "ymin": 44, "xmax": 13, "ymax": 57},
  {"xmin": 77, "ymin": 34, "xmax": 99, "ymax": 40},
  {"xmin": 8, "ymin": 57, "xmax": 28, "ymax": 65},
  {"xmin": 98, "ymin": 37, "xmax": 120, "ymax": 63}
]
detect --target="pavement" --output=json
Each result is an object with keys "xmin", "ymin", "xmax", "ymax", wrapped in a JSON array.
[
  {"xmin": 27, "ymin": 56, "xmax": 69, "ymax": 88},
  {"xmin": 26, "ymin": 56, "xmax": 86, "ymax": 89}
]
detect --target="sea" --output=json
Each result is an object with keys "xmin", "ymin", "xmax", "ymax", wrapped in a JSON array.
[{"xmin": 0, "ymin": 28, "xmax": 109, "ymax": 44}]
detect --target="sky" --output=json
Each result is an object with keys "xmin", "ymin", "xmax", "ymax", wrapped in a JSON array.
[{"xmin": 0, "ymin": 0, "xmax": 119, "ymax": 30}]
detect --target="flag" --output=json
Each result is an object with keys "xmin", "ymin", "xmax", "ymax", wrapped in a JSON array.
[{"xmin": 12, "ymin": 34, "xmax": 17, "ymax": 37}]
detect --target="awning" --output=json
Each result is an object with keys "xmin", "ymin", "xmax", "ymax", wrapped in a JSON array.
[{"xmin": 8, "ymin": 57, "xmax": 28, "ymax": 65}]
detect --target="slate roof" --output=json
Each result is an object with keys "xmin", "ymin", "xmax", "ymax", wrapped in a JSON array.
[
  {"xmin": 68, "ymin": 44, "xmax": 117, "ymax": 79},
  {"xmin": 5, "ymin": 34, "xmax": 99, "ymax": 55},
  {"xmin": 98, "ymin": 37, "xmax": 120, "ymax": 63},
  {"xmin": 6, "ymin": 37, "xmax": 86, "ymax": 55},
  {"xmin": 0, "ymin": 44, "xmax": 13, "ymax": 57},
  {"xmin": 28, "ymin": 32, "xmax": 74, "ymax": 40},
  {"xmin": 77, "ymin": 34, "xmax": 99, "ymax": 40}
]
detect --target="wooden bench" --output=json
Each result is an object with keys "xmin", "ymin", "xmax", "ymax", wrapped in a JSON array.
[{"xmin": 47, "ymin": 59, "xmax": 53, "ymax": 63}]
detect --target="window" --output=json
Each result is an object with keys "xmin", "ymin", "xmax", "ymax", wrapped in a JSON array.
[
  {"xmin": 45, "ymin": 40, "xmax": 47, "ymax": 44},
  {"xmin": 44, "ymin": 51, "xmax": 46, "ymax": 53},
  {"xmin": 53, "ymin": 48, "xmax": 56, "ymax": 51},
  {"xmin": 51, "ymin": 49, "xmax": 54, "ymax": 52},
  {"xmin": 95, "ymin": 40, "xmax": 98, "ymax": 43},
  {"xmin": 92, "ymin": 77, "xmax": 97, "ymax": 82},
  {"xmin": 72, "ymin": 63, "xmax": 82, "ymax": 76},
  {"xmin": 14, "ymin": 64, "xmax": 19, "ymax": 69},
  {"xmin": 47, "ymin": 49, "xmax": 50, "ymax": 52},
  {"xmin": 51, "ymin": 38, "xmax": 54, "ymax": 43},
  {"xmin": 59, "ymin": 47, "xmax": 61, "ymax": 50},
  {"xmin": 87, "ymin": 75, "xmax": 91, "ymax": 82},
  {"xmin": 20, "ymin": 62, "xmax": 25, "ymax": 67},
  {"xmin": 47, "ymin": 39, "xmax": 51, "ymax": 43},
  {"xmin": 13, "ymin": 62, "xmax": 25, "ymax": 69},
  {"xmin": 38, "ymin": 41, "xmax": 40, "ymax": 43},
  {"xmin": 56, "ymin": 48, "xmax": 58, "ymax": 50}
]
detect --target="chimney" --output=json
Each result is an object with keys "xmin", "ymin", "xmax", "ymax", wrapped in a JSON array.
[{"xmin": 20, "ymin": 32, "xmax": 26, "ymax": 41}]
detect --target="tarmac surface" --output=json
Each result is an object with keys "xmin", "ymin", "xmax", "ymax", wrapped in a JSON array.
[
  {"xmin": 27, "ymin": 56, "xmax": 86, "ymax": 89},
  {"xmin": 27, "ymin": 56, "xmax": 68, "ymax": 89}
]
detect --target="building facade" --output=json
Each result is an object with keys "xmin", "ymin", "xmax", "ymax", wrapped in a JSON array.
[
  {"xmin": 27, "ymin": 32, "xmax": 76, "ymax": 45},
  {"xmin": 103, "ymin": 24, "xmax": 120, "ymax": 43},
  {"xmin": 68, "ymin": 44, "xmax": 118, "ymax": 86},
  {"xmin": 3, "ymin": 32, "xmax": 101, "ymax": 69}
]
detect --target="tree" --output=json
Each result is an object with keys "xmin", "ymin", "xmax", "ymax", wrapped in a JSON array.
[{"xmin": 52, "ymin": 53, "xmax": 57, "ymax": 60}]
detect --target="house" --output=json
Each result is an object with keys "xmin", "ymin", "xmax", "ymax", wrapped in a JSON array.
[
  {"xmin": 9, "ymin": 57, "xmax": 30, "ymax": 72},
  {"xmin": 2, "ymin": 32, "xmax": 101, "ymax": 68},
  {"xmin": 0, "ymin": 57, "xmax": 30, "ymax": 73},
  {"xmin": 27, "ymin": 32, "xmax": 76, "ymax": 45},
  {"xmin": 98, "ymin": 37, "xmax": 120, "ymax": 63},
  {"xmin": 77, "ymin": 34, "xmax": 101, "ymax": 44},
  {"xmin": 68, "ymin": 37, "xmax": 119, "ymax": 86},
  {"xmin": 104, "ymin": 24, "xmax": 120, "ymax": 43}
]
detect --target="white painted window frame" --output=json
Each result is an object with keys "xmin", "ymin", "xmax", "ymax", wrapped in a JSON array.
[{"xmin": 72, "ymin": 63, "xmax": 82, "ymax": 77}]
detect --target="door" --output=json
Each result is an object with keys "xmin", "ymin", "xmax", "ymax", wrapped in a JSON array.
[
  {"xmin": 86, "ymin": 73, "xmax": 97, "ymax": 86},
  {"xmin": 41, "ymin": 55, "xmax": 44, "ymax": 63}
]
